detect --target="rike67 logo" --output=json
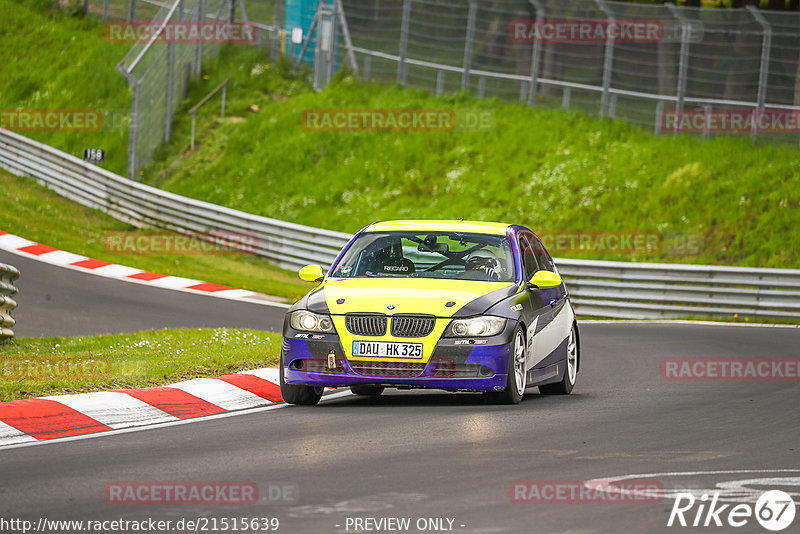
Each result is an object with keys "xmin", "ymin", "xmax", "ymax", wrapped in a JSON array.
[{"xmin": 669, "ymin": 490, "xmax": 795, "ymax": 531}]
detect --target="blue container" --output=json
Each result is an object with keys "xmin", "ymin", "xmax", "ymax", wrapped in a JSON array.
[{"xmin": 285, "ymin": 0, "xmax": 319, "ymax": 66}]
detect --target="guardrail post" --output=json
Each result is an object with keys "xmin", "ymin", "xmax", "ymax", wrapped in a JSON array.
[
  {"xmin": 461, "ymin": 0, "xmax": 476, "ymax": 91},
  {"xmin": 562, "ymin": 87, "xmax": 571, "ymax": 108},
  {"xmin": 703, "ymin": 104, "xmax": 711, "ymax": 139},
  {"xmin": 477, "ymin": 76, "xmax": 486, "ymax": 98},
  {"xmin": 436, "ymin": 70, "xmax": 444, "ymax": 96},
  {"xmin": 595, "ymin": 0, "xmax": 615, "ymax": 117},
  {"xmin": 747, "ymin": 5, "xmax": 771, "ymax": 142},
  {"xmin": 654, "ymin": 100, "xmax": 664, "ymax": 134},
  {"xmin": 666, "ymin": 3, "xmax": 690, "ymax": 134},
  {"xmin": 363, "ymin": 54, "xmax": 371, "ymax": 80},
  {"xmin": 527, "ymin": 0, "xmax": 544, "ymax": 106},
  {"xmin": 397, "ymin": 0, "xmax": 411, "ymax": 85}
]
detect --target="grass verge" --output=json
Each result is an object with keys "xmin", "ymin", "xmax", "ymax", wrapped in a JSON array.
[{"xmin": 0, "ymin": 327, "xmax": 281, "ymax": 401}]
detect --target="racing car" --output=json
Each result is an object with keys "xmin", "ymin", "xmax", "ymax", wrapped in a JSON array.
[{"xmin": 280, "ymin": 220, "xmax": 579, "ymax": 405}]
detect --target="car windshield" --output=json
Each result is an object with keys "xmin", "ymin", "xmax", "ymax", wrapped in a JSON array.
[{"xmin": 330, "ymin": 231, "xmax": 515, "ymax": 282}]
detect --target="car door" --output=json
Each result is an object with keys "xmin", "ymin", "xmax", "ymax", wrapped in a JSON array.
[{"xmin": 517, "ymin": 232, "xmax": 551, "ymax": 372}]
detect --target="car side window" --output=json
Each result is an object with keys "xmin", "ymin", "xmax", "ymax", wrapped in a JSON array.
[
  {"xmin": 519, "ymin": 234, "xmax": 539, "ymax": 282},
  {"xmin": 530, "ymin": 234, "xmax": 555, "ymax": 272}
]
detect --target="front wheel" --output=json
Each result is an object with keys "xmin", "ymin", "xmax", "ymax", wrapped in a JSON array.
[
  {"xmin": 485, "ymin": 324, "xmax": 526, "ymax": 405},
  {"xmin": 539, "ymin": 324, "xmax": 578, "ymax": 395},
  {"xmin": 280, "ymin": 355, "xmax": 324, "ymax": 405}
]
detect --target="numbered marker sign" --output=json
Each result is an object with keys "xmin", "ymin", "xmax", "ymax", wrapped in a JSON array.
[{"xmin": 83, "ymin": 149, "xmax": 105, "ymax": 164}]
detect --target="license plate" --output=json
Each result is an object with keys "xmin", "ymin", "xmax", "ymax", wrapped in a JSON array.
[{"xmin": 352, "ymin": 340, "xmax": 423, "ymax": 359}]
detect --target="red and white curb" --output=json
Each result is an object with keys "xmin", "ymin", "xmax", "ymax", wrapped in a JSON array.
[
  {"xmin": 0, "ymin": 230, "xmax": 289, "ymax": 308},
  {"xmin": 0, "ymin": 368, "xmax": 283, "ymax": 446}
]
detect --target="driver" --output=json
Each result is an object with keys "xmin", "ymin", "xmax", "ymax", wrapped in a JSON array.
[{"xmin": 465, "ymin": 249, "xmax": 502, "ymax": 281}]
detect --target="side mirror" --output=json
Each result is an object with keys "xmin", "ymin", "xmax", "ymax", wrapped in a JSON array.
[
  {"xmin": 299, "ymin": 264, "xmax": 325, "ymax": 282},
  {"xmin": 528, "ymin": 270, "xmax": 562, "ymax": 289}
]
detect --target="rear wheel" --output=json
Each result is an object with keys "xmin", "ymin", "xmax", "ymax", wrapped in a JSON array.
[
  {"xmin": 279, "ymin": 355, "xmax": 324, "ymax": 405},
  {"xmin": 539, "ymin": 324, "xmax": 578, "ymax": 395},
  {"xmin": 485, "ymin": 324, "xmax": 525, "ymax": 405},
  {"xmin": 350, "ymin": 384, "xmax": 384, "ymax": 396}
]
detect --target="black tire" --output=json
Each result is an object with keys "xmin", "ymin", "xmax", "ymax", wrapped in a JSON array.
[
  {"xmin": 485, "ymin": 324, "xmax": 526, "ymax": 405},
  {"xmin": 539, "ymin": 324, "xmax": 578, "ymax": 395},
  {"xmin": 350, "ymin": 384, "xmax": 385, "ymax": 396},
  {"xmin": 279, "ymin": 355, "xmax": 324, "ymax": 405}
]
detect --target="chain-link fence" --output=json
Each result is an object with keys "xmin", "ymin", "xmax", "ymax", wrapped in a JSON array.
[
  {"xmin": 82, "ymin": 0, "xmax": 280, "ymax": 179},
  {"xmin": 340, "ymin": 0, "xmax": 800, "ymax": 143},
  {"xmin": 88, "ymin": 0, "xmax": 800, "ymax": 178}
]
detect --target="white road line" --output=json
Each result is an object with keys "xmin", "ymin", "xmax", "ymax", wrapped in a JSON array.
[
  {"xmin": 0, "ymin": 234, "xmax": 34, "ymax": 249},
  {"xmin": 39, "ymin": 391, "xmax": 177, "ymax": 429},
  {"xmin": 239, "ymin": 368, "xmax": 281, "ymax": 383},
  {"xmin": 91, "ymin": 264, "xmax": 143, "ymax": 277},
  {"xmin": 0, "ymin": 421, "xmax": 37, "ymax": 445},
  {"xmin": 0, "ymin": 390, "xmax": 355, "ymax": 451},
  {"xmin": 168, "ymin": 378, "xmax": 270, "ymax": 411},
  {"xmin": 34, "ymin": 250, "xmax": 87, "ymax": 266}
]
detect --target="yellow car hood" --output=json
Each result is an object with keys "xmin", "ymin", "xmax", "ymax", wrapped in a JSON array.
[{"xmin": 320, "ymin": 277, "xmax": 515, "ymax": 317}]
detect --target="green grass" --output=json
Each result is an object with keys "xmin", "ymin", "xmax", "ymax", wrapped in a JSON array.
[
  {"xmin": 142, "ymin": 45, "xmax": 800, "ymax": 269},
  {"xmin": 0, "ymin": 171, "xmax": 312, "ymax": 301},
  {"xmin": 0, "ymin": 327, "xmax": 281, "ymax": 401},
  {"xmin": 0, "ymin": 0, "xmax": 133, "ymax": 176}
]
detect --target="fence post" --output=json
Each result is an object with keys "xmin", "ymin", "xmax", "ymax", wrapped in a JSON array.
[
  {"xmin": 528, "ymin": 0, "xmax": 545, "ymax": 106},
  {"xmin": 654, "ymin": 100, "xmax": 664, "ymax": 134},
  {"xmin": 229, "ymin": 0, "xmax": 235, "ymax": 24},
  {"xmin": 125, "ymin": 74, "xmax": 140, "ymax": 180},
  {"xmin": 562, "ymin": 87, "xmax": 571, "ymax": 109},
  {"xmin": 363, "ymin": 54, "xmax": 371, "ymax": 80},
  {"xmin": 271, "ymin": 0, "xmax": 283, "ymax": 61},
  {"xmin": 461, "ymin": 1, "xmax": 476, "ymax": 91},
  {"xmin": 747, "ymin": 5, "xmax": 771, "ymax": 142},
  {"xmin": 666, "ymin": 3, "xmax": 690, "ymax": 134},
  {"xmin": 595, "ymin": 0, "xmax": 615, "ymax": 117},
  {"xmin": 436, "ymin": 70, "xmax": 444, "ymax": 96},
  {"xmin": 477, "ymin": 76, "xmax": 486, "ymax": 98},
  {"xmin": 165, "ymin": 2, "xmax": 181, "ymax": 142},
  {"xmin": 397, "ymin": 0, "xmax": 411, "ymax": 85},
  {"xmin": 195, "ymin": 0, "xmax": 206, "ymax": 77},
  {"xmin": 128, "ymin": 0, "xmax": 136, "ymax": 22},
  {"xmin": 102, "ymin": 0, "xmax": 109, "ymax": 22}
]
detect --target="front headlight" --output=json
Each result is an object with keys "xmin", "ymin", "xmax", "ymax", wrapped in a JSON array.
[
  {"xmin": 445, "ymin": 316, "xmax": 506, "ymax": 337},
  {"xmin": 290, "ymin": 310, "xmax": 335, "ymax": 333}
]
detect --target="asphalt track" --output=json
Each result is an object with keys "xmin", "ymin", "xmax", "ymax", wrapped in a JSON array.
[
  {"xmin": 1, "ymin": 250, "xmax": 799, "ymax": 533},
  {"xmin": 0, "ymin": 250, "xmax": 286, "ymax": 337}
]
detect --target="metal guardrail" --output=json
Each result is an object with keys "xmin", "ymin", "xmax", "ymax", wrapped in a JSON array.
[
  {"xmin": 0, "ymin": 263, "xmax": 19, "ymax": 340},
  {"xmin": 1, "ymin": 129, "xmax": 799, "ymax": 321}
]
